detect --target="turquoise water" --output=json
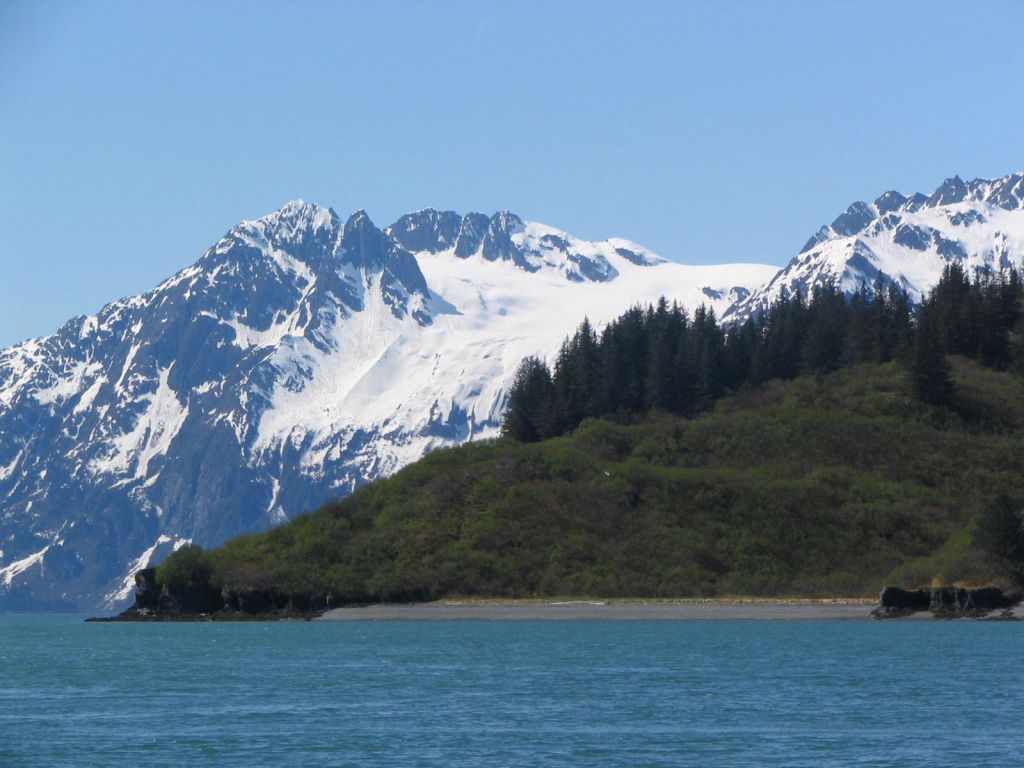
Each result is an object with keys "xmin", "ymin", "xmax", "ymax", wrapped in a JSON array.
[{"xmin": 1, "ymin": 616, "xmax": 1022, "ymax": 766}]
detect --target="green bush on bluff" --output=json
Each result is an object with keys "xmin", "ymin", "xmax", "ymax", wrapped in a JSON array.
[{"xmin": 155, "ymin": 544, "xmax": 214, "ymax": 592}]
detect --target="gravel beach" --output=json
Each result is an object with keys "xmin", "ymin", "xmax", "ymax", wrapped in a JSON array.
[{"xmin": 318, "ymin": 599, "xmax": 877, "ymax": 621}]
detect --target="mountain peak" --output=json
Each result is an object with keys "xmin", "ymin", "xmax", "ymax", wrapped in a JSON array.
[
  {"xmin": 386, "ymin": 209, "xmax": 462, "ymax": 254},
  {"xmin": 966, "ymin": 172, "xmax": 1024, "ymax": 211},
  {"xmin": 490, "ymin": 210, "xmax": 525, "ymax": 231},
  {"xmin": 829, "ymin": 201, "xmax": 877, "ymax": 237},
  {"xmin": 257, "ymin": 199, "xmax": 336, "ymax": 226},
  {"xmin": 231, "ymin": 200, "xmax": 340, "ymax": 251},
  {"xmin": 929, "ymin": 175, "xmax": 968, "ymax": 206},
  {"xmin": 278, "ymin": 197, "xmax": 315, "ymax": 213},
  {"xmin": 874, "ymin": 190, "xmax": 907, "ymax": 213},
  {"xmin": 344, "ymin": 209, "xmax": 376, "ymax": 231},
  {"xmin": 724, "ymin": 171, "xmax": 1024, "ymax": 326},
  {"xmin": 341, "ymin": 209, "xmax": 386, "ymax": 253}
]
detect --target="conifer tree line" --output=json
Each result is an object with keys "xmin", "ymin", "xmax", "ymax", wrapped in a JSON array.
[{"xmin": 503, "ymin": 263, "xmax": 1024, "ymax": 442}]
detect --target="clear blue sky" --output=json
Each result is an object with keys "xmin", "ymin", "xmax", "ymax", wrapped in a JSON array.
[{"xmin": 2, "ymin": 1, "xmax": 1022, "ymax": 346}]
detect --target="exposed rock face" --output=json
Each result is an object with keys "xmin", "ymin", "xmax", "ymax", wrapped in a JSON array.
[
  {"xmin": 132, "ymin": 568, "xmax": 161, "ymax": 610},
  {"xmin": 871, "ymin": 585, "xmax": 1018, "ymax": 619},
  {"xmin": 873, "ymin": 585, "xmax": 931, "ymax": 616},
  {"xmin": 100, "ymin": 567, "xmax": 329, "ymax": 620}
]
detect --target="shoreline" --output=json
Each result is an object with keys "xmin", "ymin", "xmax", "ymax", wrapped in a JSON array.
[
  {"xmin": 83, "ymin": 595, "xmax": 1024, "ymax": 622},
  {"xmin": 317, "ymin": 597, "xmax": 879, "ymax": 621}
]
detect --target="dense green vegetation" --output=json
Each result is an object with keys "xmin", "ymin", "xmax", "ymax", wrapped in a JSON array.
[
  {"xmin": 153, "ymin": 265, "xmax": 1024, "ymax": 603},
  {"xmin": 155, "ymin": 543, "xmax": 213, "ymax": 592},
  {"xmin": 155, "ymin": 358, "xmax": 1024, "ymax": 601}
]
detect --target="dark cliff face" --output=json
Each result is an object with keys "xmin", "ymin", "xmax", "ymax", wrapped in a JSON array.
[
  {"xmin": 872, "ymin": 585, "xmax": 1018, "ymax": 619},
  {"xmin": 111, "ymin": 567, "xmax": 328, "ymax": 620},
  {"xmin": 386, "ymin": 209, "xmax": 462, "ymax": 254}
]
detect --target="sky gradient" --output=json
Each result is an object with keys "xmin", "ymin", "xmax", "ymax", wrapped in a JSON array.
[{"xmin": 2, "ymin": 0, "xmax": 1023, "ymax": 346}]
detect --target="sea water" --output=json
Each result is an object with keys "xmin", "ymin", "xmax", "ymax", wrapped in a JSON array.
[{"xmin": 1, "ymin": 615, "xmax": 1022, "ymax": 767}]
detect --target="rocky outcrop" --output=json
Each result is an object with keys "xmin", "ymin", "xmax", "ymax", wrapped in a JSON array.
[
  {"xmin": 871, "ymin": 585, "xmax": 1019, "ymax": 619},
  {"xmin": 871, "ymin": 586, "xmax": 930, "ymax": 617},
  {"xmin": 89, "ymin": 568, "xmax": 331, "ymax": 621}
]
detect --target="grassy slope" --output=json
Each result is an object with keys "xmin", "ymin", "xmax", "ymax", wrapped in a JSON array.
[{"xmin": 208, "ymin": 359, "xmax": 1024, "ymax": 601}]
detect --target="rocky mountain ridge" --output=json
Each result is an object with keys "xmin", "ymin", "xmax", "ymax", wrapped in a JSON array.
[{"xmin": 724, "ymin": 172, "xmax": 1024, "ymax": 324}]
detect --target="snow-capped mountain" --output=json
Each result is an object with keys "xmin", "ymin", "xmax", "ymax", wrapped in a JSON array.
[
  {"xmin": 0, "ymin": 202, "xmax": 776, "ymax": 610},
  {"xmin": 724, "ymin": 172, "xmax": 1024, "ymax": 325}
]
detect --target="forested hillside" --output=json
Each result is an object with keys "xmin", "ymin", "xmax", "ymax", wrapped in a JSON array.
[
  {"xmin": 152, "ymin": 265, "xmax": 1024, "ymax": 603},
  {"xmin": 154, "ymin": 360, "xmax": 1024, "ymax": 602}
]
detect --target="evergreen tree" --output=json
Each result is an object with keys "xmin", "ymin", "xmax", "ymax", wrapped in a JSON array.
[
  {"xmin": 842, "ymin": 283, "xmax": 873, "ymax": 366},
  {"xmin": 552, "ymin": 318, "xmax": 601, "ymax": 432},
  {"xmin": 722, "ymin": 318, "xmax": 756, "ymax": 391},
  {"xmin": 974, "ymin": 495, "xmax": 1024, "ymax": 586},
  {"xmin": 911, "ymin": 305, "xmax": 955, "ymax": 406},
  {"xmin": 644, "ymin": 298, "xmax": 677, "ymax": 412},
  {"xmin": 802, "ymin": 282, "xmax": 846, "ymax": 374},
  {"xmin": 502, "ymin": 357, "xmax": 556, "ymax": 442},
  {"xmin": 600, "ymin": 306, "xmax": 648, "ymax": 416},
  {"xmin": 885, "ymin": 284, "xmax": 914, "ymax": 362},
  {"xmin": 689, "ymin": 306, "xmax": 723, "ymax": 407},
  {"xmin": 932, "ymin": 262, "xmax": 973, "ymax": 355}
]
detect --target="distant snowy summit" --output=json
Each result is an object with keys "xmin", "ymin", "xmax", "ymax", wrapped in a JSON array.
[
  {"xmin": 724, "ymin": 172, "xmax": 1024, "ymax": 325},
  {"xmin": 0, "ymin": 202, "xmax": 775, "ymax": 610}
]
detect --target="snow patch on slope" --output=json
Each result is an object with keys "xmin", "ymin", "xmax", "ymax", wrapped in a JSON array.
[
  {"xmin": 103, "ymin": 534, "xmax": 192, "ymax": 606},
  {"xmin": 90, "ymin": 367, "xmax": 189, "ymax": 481},
  {"xmin": 0, "ymin": 545, "xmax": 49, "ymax": 588},
  {"xmin": 33, "ymin": 361, "xmax": 103, "ymax": 406}
]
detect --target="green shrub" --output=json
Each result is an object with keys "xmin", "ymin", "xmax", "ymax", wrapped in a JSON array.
[{"xmin": 155, "ymin": 544, "xmax": 214, "ymax": 591}]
